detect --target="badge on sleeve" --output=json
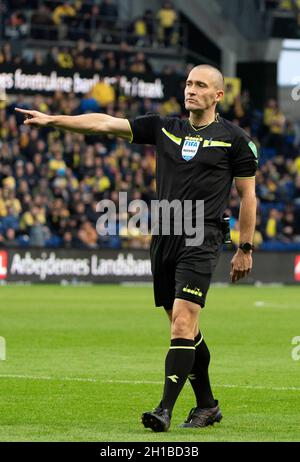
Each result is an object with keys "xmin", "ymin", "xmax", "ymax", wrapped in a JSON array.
[
  {"xmin": 248, "ymin": 141, "xmax": 258, "ymax": 160},
  {"xmin": 182, "ymin": 139, "xmax": 200, "ymax": 161}
]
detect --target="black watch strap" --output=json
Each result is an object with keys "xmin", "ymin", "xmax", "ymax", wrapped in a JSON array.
[{"xmin": 239, "ymin": 242, "xmax": 255, "ymax": 253}]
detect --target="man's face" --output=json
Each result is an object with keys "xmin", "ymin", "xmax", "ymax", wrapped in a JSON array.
[{"xmin": 184, "ymin": 68, "xmax": 224, "ymax": 113}]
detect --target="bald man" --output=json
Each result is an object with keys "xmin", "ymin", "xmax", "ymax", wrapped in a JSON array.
[{"xmin": 15, "ymin": 65, "xmax": 257, "ymax": 432}]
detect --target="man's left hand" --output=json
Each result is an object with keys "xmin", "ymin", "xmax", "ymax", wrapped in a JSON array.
[{"xmin": 230, "ymin": 248, "xmax": 252, "ymax": 283}]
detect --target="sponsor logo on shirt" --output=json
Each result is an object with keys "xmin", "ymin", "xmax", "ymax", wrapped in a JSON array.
[{"xmin": 182, "ymin": 285, "xmax": 203, "ymax": 297}]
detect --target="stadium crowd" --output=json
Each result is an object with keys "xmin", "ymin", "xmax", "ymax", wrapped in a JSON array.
[
  {"xmin": 1, "ymin": 82, "xmax": 300, "ymax": 251},
  {"xmin": 0, "ymin": 2, "xmax": 300, "ymax": 251},
  {"xmin": 1, "ymin": 0, "xmax": 181, "ymax": 48},
  {"xmin": 0, "ymin": 40, "xmax": 156, "ymax": 75}
]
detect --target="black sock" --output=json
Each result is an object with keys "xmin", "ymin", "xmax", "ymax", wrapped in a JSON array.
[
  {"xmin": 188, "ymin": 331, "xmax": 216, "ymax": 408},
  {"xmin": 161, "ymin": 338, "xmax": 195, "ymax": 413}
]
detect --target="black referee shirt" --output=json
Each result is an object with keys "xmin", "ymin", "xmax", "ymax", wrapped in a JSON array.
[{"xmin": 128, "ymin": 115, "xmax": 258, "ymax": 222}]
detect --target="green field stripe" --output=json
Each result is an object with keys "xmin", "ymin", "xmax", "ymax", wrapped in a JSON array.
[{"xmin": 0, "ymin": 285, "xmax": 299, "ymax": 442}]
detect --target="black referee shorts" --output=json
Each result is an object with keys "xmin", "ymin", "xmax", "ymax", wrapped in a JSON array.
[{"xmin": 150, "ymin": 225, "xmax": 223, "ymax": 309}]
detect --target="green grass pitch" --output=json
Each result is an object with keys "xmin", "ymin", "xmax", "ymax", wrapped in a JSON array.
[{"xmin": 0, "ymin": 284, "xmax": 299, "ymax": 442}]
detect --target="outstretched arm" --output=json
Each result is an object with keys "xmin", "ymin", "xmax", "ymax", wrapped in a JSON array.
[
  {"xmin": 230, "ymin": 177, "xmax": 257, "ymax": 283},
  {"xmin": 14, "ymin": 108, "xmax": 133, "ymax": 141}
]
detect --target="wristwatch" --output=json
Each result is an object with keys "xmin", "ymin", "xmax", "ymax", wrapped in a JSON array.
[{"xmin": 239, "ymin": 242, "xmax": 255, "ymax": 253}]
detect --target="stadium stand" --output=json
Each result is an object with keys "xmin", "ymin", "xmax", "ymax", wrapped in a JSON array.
[
  {"xmin": 0, "ymin": 1, "xmax": 300, "ymax": 251},
  {"xmin": 0, "ymin": 0, "xmax": 184, "ymax": 48}
]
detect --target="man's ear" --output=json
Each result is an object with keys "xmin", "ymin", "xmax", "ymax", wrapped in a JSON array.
[{"xmin": 216, "ymin": 90, "xmax": 224, "ymax": 102}]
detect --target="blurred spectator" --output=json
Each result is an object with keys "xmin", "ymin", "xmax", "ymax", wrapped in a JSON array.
[
  {"xmin": 100, "ymin": 0, "xmax": 118, "ymax": 28},
  {"xmin": 253, "ymin": 215, "xmax": 264, "ymax": 248},
  {"xmin": 93, "ymin": 168, "xmax": 111, "ymax": 195},
  {"xmin": 57, "ymin": 47, "xmax": 74, "ymax": 68},
  {"xmin": 3, "ymin": 228, "xmax": 18, "ymax": 247},
  {"xmin": 5, "ymin": 9, "xmax": 28, "ymax": 39},
  {"xmin": 48, "ymin": 147, "xmax": 67, "ymax": 179},
  {"xmin": 143, "ymin": 9, "xmax": 155, "ymax": 46},
  {"xmin": 281, "ymin": 210, "xmax": 296, "ymax": 242},
  {"xmin": 279, "ymin": 0, "xmax": 300, "ymax": 23},
  {"xmin": 78, "ymin": 221, "xmax": 98, "ymax": 248},
  {"xmin": 113, "ymin": 41, "xmax": 129, "ymax": 71},
  {"xmin": 52, "ymin": 2, "xmax": 77, "ymax": 26},
  {"xmin": 264, "ymin": 100, "xmax": 286, "ymax": 150},
  {"xmin": 78, "ymin": 92, "xmax": 101, "ymax": 113},
  {"xmin": 52, "ymin": 1, "xmax": 77, "ymax": 40},
  {"xmin": 83, "ymin": 5, "xmax": 102, "ymax": 42},
  {"xmin": 91, "ymin": 82, "xmax": 115, "ymax": 107},
  {"xmin": 265, "ymin": 208, "xmax": 283, "ymax": 239},
  {"xmin": 102, "ymin": 51, "xmax": 118, "ymax": 71},
  {"xmin": 157, "ymin": 1, "xmax": 178, "ymax": 46},
  {"xmin": 160, "ymin": 96, "xmax": 181, "ymax": 116},
  {"xmin": 1, "ymin": 206, "xmax": 20, "ymax": 233},
  {"xmin": 129, "ymin": 52, "xmax": 153, "ymax": 74},
  {"xmin": 31, "ymin": 4, "xmax": 55, "ymax": 40},
  {"xmin": 0, "ymin": 42, "xmax": 14, "ymax": 64},
  {"xmin": 132, "ymin": 16, "xmax": 148, "ymax": 47},
  {"xmin": 30, "ymin": 50, "xmax": 45, "ymax": 67}
]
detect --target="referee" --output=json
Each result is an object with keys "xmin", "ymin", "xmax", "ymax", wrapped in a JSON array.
[{"xmin": 16, "ymin": 64, "xmax": 258, "ymax": 432}]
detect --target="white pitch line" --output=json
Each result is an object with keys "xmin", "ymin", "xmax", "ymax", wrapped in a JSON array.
[
  {"xmin": 0, "ymin": 374, "xmax": 97, "ymax": 383},
  {"xmin": 0, "ymin": 374, "xmax": 299, "ymax": 392},
  {"xmin": 254, "ymin": 301, "xmax": 298, "ymax": 309}
]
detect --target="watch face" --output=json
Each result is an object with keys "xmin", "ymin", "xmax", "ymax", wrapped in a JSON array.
[{"xmin": 242, "ymin": 243, "xmax": 252, "ymax": 251}]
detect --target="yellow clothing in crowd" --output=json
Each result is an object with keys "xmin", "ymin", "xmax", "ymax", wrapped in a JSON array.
[
  {"xmin": 270, "ymin": 113, "xmax": 285, "ymax": 135},
  {"xmin": 0, "ymin": 197, "xmax": 6, "ymax": 217},
  {"xmin": 264, "ymin": 107, "xmax": 285, "ymax": 134},
  {"xmin": 266, "ymin": 218, "xmax": 277, "ymax": 239},
  {"xmin": 157, "ymin": 8, "xmax": 177, "ymax": 27},
  {"xmin": 0, "ymin": 195, "xmax": 22, "ymax": 217},
  {"xmin": 48, "ymin": 158, "xmax": 67, "ymax": 175},
  {"xmin": 295, "ymin": 156, "xmax": 300, "ymax": 175},
  {"xmin": 20, "ymin": 210, "xmax": 46, "ymax": 231},
  {"xmin": 2, "ymin": 176, "xmax": 16, "ymax": 190},
  {"xmin": 279, "ymin": 0, "xmax": 300, "ymax": 10},
  {"xmin": 161, "ymin": 98, "xmax": 181, "ymax": 115},
  {"xmin": 91, "ymin": 83, "xmax": 115, "ymax": 107},
  {"xmin": 52, "ymin": 4, "xmax": 76, "ymax": 25},
  {"xmin": 264, "ymin": 107, "xmax": 275, "ymax": 126},
  {"xmin": 94, "ymin": 176, "xmax": 111, "ymax": 193},
  {"xmin": 57, "ymin": 52, "xmax": 74, "ymax": 68},
  {"xmin": 134, "ymin": 19, "xmax": 147, "ymax": 36}
]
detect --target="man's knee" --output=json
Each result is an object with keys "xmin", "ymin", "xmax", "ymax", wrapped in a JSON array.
[
  {"xmin": 171, "ymin": 299, "xmax": 200, "ymax": 339},
  {"xmin": 172, "ymin": 315, "xmax": 193, "ymax": 338}
]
